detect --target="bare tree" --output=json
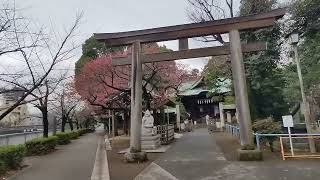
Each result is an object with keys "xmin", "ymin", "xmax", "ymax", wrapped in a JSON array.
[
  {"xmin": 187, "ymin": 0, "xmax": 235, "ymax": 44},
  {"xmin": 30, "ymin": 75, "xmax": 67, "ymax": 137},
  {"xmin": 0, "ymin": 11, "xmax": 83, "ymax": 122},
  {"xmin": 52, "ymin": 81, "xmax": 83, "ymax": 132},
  {"xmin": 0, "ymin": 2, "xmax": 37, "ymax": 56}
]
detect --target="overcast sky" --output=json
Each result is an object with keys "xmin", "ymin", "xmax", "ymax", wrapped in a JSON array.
[{"xmin": 12, "ymin": 0, "xmax": 242, "ymax": 71}]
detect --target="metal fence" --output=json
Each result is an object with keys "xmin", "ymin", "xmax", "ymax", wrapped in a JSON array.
[
  {"xmin": 224, "ymin": 123, "xmax": 320, "ymax": 151},
  {"xmin": 0, "ymin": 131, "xmax": 45, "ymax": 146},
  {"xmin": 225, "ymin": 124, "xmax": 240, "ymax": 138},
  {"xmin": 255, "ymin": 133, "xmax": 320, "ymax": 151},
  {"xmin": 156, "ymin": 124, "xmax": 174, "ymax": 145}
]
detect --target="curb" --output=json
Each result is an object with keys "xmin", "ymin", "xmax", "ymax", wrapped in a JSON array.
[
  {"xmin": 6, "ymin": 164, "xmax": 32, "ymax": 180},
  {"xmin": 91, "ymin": 135, "xmax": 110, "ymax": 180}
]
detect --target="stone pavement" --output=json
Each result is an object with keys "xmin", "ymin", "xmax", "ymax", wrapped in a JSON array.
[
  {"xmin": 136, "ymin": 128, "xmax": 320, "ymax": 180},
  {"xmin": 10, "ymin": 132, "xmax": 101, "ymax": 180}
]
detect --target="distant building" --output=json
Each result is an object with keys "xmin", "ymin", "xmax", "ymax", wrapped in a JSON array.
[
  {"xmin": 0, "ymin": 88, "xmax": 29, "ymax": 127},
  {"xmin": 178, "ymin": 77, "xmax": 232, "ymax": 123}
]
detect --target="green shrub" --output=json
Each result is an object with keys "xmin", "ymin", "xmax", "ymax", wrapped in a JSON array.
[
  {"xmin": 68, "ymin": 131, "xmax": 79, "ymax": 140},
  {"xmin": 26, "ymin": 136, "xmax": 58, "ymax": 156},
  {"xmin": 0, "ymin": 160, "xmax": 5, "ymax": 175},
  {"xmin": 0, "ymin": 145, "xmax": 26, "ymax": 172},
  {"xmin": 55, "ymin": 132, "xmax": 71, "ymax": 145},
  {"xmin": 253, "ymin": 117, "xmax": 282, "ymax": 152},
  {"xmin": 223, "ymin": 96, "xmax": 235, "ymax": 105},
  {"xmin": 77, "ymin": 129, "xmax": 84, "ymax": 136},
  {"xmin": 77, "ymin": 129, "xmax": 91, "ymax": 136}
]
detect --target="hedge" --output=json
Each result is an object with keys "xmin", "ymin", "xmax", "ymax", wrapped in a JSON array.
[
  {"xmin": 55, "ymin": 132, "xmax": 71, "ymax": 145},
  {"xmin": 0, "ymin": 145, "xmax": 26, "ymax": 175},
  {"xmin": 77, "ymin": 129, "xmax": 91, "ymax": 136},
  {"xmin": 68, "ymin": 131, "xmax": 79, "ymax": 140},
  {"xmin": 54, "ymin": 129, "xmax": 91, "ymax": 145},
  {"xmin": 0, "ymin": 160, "xmax": 5, "ymax": 175},
  {"xmin": 26, "ymin": 136, "xmax": 58, "ymax": 156}
]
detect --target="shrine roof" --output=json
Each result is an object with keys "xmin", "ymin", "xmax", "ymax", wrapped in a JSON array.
[{"xmin": 178, "ymin": 77, "xmax": 231, "ymax": 96}]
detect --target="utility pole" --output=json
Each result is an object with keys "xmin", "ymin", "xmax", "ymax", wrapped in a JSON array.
[{"xmin": 292, "ymin": 43, "xmax": 316, "ymax": 153}]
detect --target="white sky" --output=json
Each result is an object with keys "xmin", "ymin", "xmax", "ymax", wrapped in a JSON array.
[
  {"xmin": 3, "ymin": 0, "xmax": 290, "ymax": 73},
  {"xmin": 2, "ymin": 0, "xmax": 291, "ymax": 115},
  {"xmin": 12, "ymin": 0, "xmax": 241, "ymax": 72}
]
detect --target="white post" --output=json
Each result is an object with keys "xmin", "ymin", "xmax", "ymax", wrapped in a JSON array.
[
  {"xmin": 166, "ymin": 106, "xmax": 170, "ymax": 125},
  {"xmin": 288, "ymin": 127, "xmax": 294, "ymax": 156},
  {"xmin": 176, "ymin": 104, "xmax": 181, "ymax": 131},
  {"xmin": 108, "ymin": 117, "xmax": 111, "ymax": 135},
  {"xmin": 108, "ymin": 110, "xmax": 111, "ymax": 134},
  {"xmin": 112, "ymin": 110, "xmax": 115, "ymax": 138},
  {"xmin": 219, "ymin": 102, "xmax": 225, "ymax": 130}
]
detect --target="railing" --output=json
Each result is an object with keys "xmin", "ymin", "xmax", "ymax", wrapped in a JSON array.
[
  {"xmin": 255, "ymin": 133, "xmax": 320, "ymax": 151},
  {"xmin": 156, "ymin": 124, "xmax": 174, "ymax": 145},
  {"xmin": 0, "ymin": 131, "xmax": 43, "ymax": 146},
  {"xmin": 225, "ymin": 124, "xmax": 240, "ymax": 138},
  {"xmin": 224, "ymin": 124, "xmax": 320, "ymax": 152}
]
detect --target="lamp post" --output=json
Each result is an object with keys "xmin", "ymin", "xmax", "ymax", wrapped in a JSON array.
[{"xmin": 289, "ymin": 32, "xmax": 316, "ymax": 153}]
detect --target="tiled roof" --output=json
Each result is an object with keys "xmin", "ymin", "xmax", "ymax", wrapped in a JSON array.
[{"xmin": 178, "ymin": 77, "xmax": 231, "ymax": 96}]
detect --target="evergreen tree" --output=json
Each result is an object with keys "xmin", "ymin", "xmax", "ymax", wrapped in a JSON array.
[
  {"xmin": 239, "ymin": 0, "xmax": 288, "ymax": 120},
  {"xmin": 284, "ymin": 0, "xmax": 320, "ymax": 109},
  {"xmin": 75, "ymin": 36, "xmax": 124, "ymax": 75}
]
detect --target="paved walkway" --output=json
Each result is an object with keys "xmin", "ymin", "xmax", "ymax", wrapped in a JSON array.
[
  {"xmin": 11, "ymin": 132, "xmax": 101, "ymax": 180},
  {"xmin": 136, "ymin": 128, "xmax": 320, "ymax": 180}
]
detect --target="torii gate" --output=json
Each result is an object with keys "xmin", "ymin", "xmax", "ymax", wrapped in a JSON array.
[{"xmin": 95, "ymin": 8, "xmax": 285, "ymax": 162}]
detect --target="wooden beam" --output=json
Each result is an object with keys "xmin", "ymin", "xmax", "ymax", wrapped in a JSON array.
[
  {"xmin": 112, "ymin": 42, "xmax": 266, "ymax": 66},
  {"xmin": 95, "ymin": 8, "xmax": 286, "ymax": 46}
]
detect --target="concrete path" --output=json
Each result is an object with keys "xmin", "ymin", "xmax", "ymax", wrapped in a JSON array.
[
  {"xmin": 136, "ymin": 128, "xmax": 320, "ymax": 180},
  {"xmin": 11, "ymin": 132, "xmax": 101, "ymax": 180}
]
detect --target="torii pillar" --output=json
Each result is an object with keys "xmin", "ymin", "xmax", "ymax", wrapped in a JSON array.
[
  {"xmin": 124, "ymin": 41, "xmax": 147, "ymax": 162},
  {"xmin": 229, "ymin": 29, "xmax": 254, "ymax": 149}
]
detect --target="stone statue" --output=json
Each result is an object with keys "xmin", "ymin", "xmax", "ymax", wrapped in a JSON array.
[
  {"xmin": 142, "ymin": 110, "xmax": 155, "ymax": 136},
  {"xmin": 141, "ymin": 110, "xmax": 160, "ymax": 150}
]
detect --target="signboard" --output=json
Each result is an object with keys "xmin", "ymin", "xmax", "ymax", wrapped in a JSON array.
[
  {"xmin": 282, "ymin": 115, "xmax": 294, "ymax": 128},
  {"xmin": 282, "ymin": 115, "xmax": 294, "ymax": 156}
]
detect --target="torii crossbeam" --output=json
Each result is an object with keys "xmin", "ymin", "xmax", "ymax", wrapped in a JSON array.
[{"xmin": 94, "ymin": 8, "xmax": 286, "ymax": 162}]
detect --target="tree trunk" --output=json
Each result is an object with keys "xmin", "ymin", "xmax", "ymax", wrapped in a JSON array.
[
  {"xmin": 111, "ymin": 111, "xmax": 118, "ymax": 137},
  {"xmin": 160, "ymin": 107, "xmax": 165, "ymax": 125},
  {"xmin": 269, "ymin": 140, "xmax": 274, "ymax": 152},
  {"xmin": 75, "ymin": 119, "xmax": 80, "ymax": 129},
  {"xmin": 61, "ymin": 116, "xmax": 66, "ymax": 132},
  {"xmin": 68, "ymin": 118, "xmax": 74, "ymax": 131},
  {"xmin": 146, "ymin": 95, "xmax": 151, "ymax": 110},
  {"xmin": 42, "ymin": 107, "xmax": 49, "ymax": 138},
  {"xmin": 52, "ymin": 116, "xmax": 57, "ymax": 136},
  {"xmin": 124, "ymin": 110, "xmax": 129, "ymax": 135},
  {"xmin": 153, "ymin": 109, "xmax": 158, "ymax": 125}
]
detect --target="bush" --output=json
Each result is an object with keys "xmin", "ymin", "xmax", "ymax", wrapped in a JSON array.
[
  {"xmin": 77, "ymin": 128, "xmax": 92, "ymax": 136},
  {"xmin": 26, "ymin": 136, "xmax": 58, "ymax": 156},
  {"xmin": 77, "ymin": 129, "xmax": 85, "ymax": 136},
  {"xmin": 68, "ymin": 131, "xmax": 79, "ymax": 140},
  {"xmin": 253, "ymin": 117, "xmax": 282, "ymax": 152},
  {"xmin": 0, "ymin": 145, "xmax": 26, "ymax": 173},
  {"xmin": 0, "ymin": 160, "xmax": 5, "ymax": 175},
  {"xmin": 55, "ymin": 132, "xmax": 71, "ymax": 145},
  {"xmin": 54, "ymin": 129, "xmax": 90, "ymax": 145}
]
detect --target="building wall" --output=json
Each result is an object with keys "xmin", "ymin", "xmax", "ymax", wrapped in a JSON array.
[{"xmin": 0, "ymin": 95, "xmax": 29, "ymax": 127}]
